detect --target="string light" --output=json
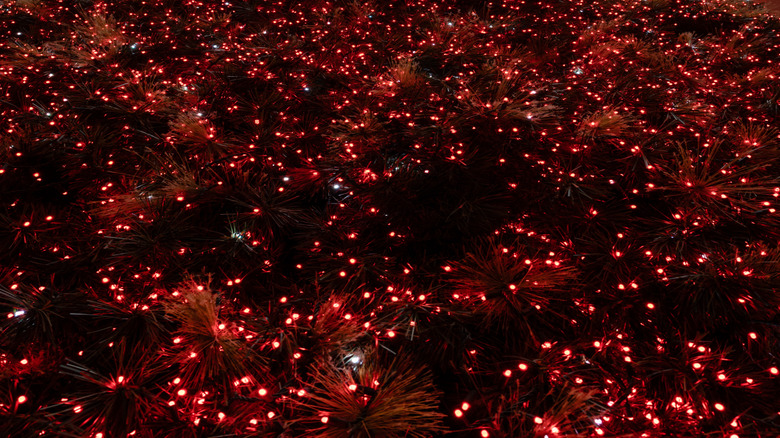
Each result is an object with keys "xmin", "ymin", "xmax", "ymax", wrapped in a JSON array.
[{"xmin": 2, "ymin": 0, "xmax": 779, "ymax": 436}]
